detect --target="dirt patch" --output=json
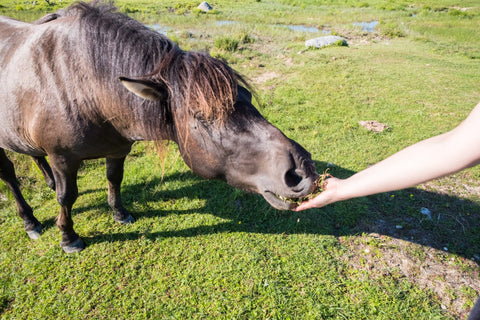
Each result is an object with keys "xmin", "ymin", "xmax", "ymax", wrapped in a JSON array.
[
  {"xmin": 358, "ymin": 120, "xmax": 389, "ymax": 132},
  {"xmin": 276, "ymin": 54, "xmax": 298, "ymax": 67},
  {"xmin": 333, "ymin": 28, "xmax": 389, "ymax": 46},
  {"xmin": 253, "ymin": 71, "xmax": 280, "ymax": 84},
  {"xmin": 450, "ymin": 6, "xmax": 473, "ymax": 11},
  {"xmin": 339, "ymin": 234, "xmax": 480, "ymax": 319}
]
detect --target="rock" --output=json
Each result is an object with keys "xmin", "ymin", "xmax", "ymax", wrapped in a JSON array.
[
  {"xmin": 197, "ymin": 1, "xmax": 213, "ymax": 12},
  {"xmin": 305, "ymin": 36, "xmax": 347, "ymax": 48},
  {"xmin": 420, "ymin": 207, "xmax": 432, "ymax": 220}
]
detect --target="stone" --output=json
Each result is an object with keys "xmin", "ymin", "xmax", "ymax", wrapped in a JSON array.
[
  {"xmin": 420, "ymin": 207, "xmax": 432, "ymax": 220},
  {"xmin": 305, "ymin": 35, "xmax": 347, "ymax": 48},
  {"xmin": 197, "ymin": 1, "xmax": 213, "ymax": 12}
]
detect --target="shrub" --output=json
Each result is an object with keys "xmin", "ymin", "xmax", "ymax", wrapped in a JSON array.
[
  {"xmin": 238, "ymin": 31, "xmax": 254, "ymax": 44},
  {"xmin": 448, "ymin": 9, "xmax": 471, "ymax": 18},
  {"xmin": 381, "ymin": 22, "xmax": 405, "ymax": 38},
  {"xmin": 214, "ymin": 36, "xmax": 239, "ymax": 52}
]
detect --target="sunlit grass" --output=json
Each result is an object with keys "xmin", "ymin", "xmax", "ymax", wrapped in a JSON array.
[{"xmin": 0, "ymin": 0, "xmax": 479, "ymax": 319}]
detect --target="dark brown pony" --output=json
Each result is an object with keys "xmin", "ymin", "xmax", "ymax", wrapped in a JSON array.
[{"xmin": 0, "ymin": 2, "xmax": 317, "ymax": 253}]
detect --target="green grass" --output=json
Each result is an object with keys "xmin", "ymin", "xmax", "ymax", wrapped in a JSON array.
[{"xmin": 1, "ymin": 0, "xmax": 480, "ymax": 319}]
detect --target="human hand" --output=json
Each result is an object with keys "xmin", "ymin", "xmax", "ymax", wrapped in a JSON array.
[{"xmin": 294, "ymin": 177, "xmax": 341, "ymax": 211}]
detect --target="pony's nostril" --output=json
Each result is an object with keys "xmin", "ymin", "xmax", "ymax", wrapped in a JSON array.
[{"xmin": 284, "ymin": 168, "xmax": 303, "ymax": 188}]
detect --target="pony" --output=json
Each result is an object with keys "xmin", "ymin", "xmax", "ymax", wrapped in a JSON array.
[{"xmin": 0, "ymin": 2, "xmax": 317, "ymax": 252}]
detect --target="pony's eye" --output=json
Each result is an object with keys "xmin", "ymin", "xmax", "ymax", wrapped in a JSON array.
[
  {"xmin": 193, "ymin": 111, "xmax": 205, "ymax": 121},
  {"xmin": 193, "ymin": 112, "xmax": 210, "ymax": 127}
]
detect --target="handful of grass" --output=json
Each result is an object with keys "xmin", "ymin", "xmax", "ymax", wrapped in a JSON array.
[
  {"xmin": 279, "ymin": 169, "xmax": 331, "ymax": 205},
  {"xmin": 300, "ymin": 170, "xmax": 330, "ymax": 201},
  {"xmin": 297, "ymin": 169, "xmax": 331, "ymax": 203}
]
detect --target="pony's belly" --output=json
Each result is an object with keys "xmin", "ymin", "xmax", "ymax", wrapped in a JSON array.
[{"xmin": 0, "ymin": 134, "xmax": 45, "ymax": 156}]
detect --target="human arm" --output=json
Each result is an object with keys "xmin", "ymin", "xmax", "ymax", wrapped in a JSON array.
[{"xmin": 295, "ymin": 102, "xmax": 480, "ymax": 211}]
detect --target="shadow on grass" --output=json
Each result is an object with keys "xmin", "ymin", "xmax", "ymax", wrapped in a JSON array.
[{"xmin": 75, "ymin": 161, "xmax": 479, "ymax": 263}]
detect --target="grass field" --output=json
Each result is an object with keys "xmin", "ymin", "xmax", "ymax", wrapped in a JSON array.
[{"xmin": 1, "ymin": 0, "xmax": 480, "ymax": 319}]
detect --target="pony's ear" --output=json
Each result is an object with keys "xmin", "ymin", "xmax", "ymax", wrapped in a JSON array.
[
  {"xmin": 119, "ymin": 77, "xmax": 167, "ymax": 101},
  {"xmin": 238, "ymin": 85, "xmax": 252, "ymax": 103}
]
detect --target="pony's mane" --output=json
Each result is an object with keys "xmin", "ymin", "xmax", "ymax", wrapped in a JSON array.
[
  {"xmin": 60, "ymin": 1, "xmax": 249, "ymax": 123},
  {"xmin": 64, "ymin": 1, "xmax": 171, "ymax": 77},
  {"xmin": 152, "ymin": 49, "xmax": 246, "ymax": 123}
]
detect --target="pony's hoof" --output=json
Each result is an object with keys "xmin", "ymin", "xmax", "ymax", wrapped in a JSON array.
[
  {"xmin": 26, "ymin": 224, "xmax": 43, "ymax": 240},
  {"xmin": 61, "ymin": 238, "xmax": 86, "ymax": 253},
  {"xmin": 114, "ymin": 214, "xmax": 135, "ymax": 224}
]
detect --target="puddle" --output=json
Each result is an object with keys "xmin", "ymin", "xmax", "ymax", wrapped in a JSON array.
[
  {"xmin": 151, "ymin": 21, "xmax": 376, "ymax": 36},
  {"xmin": 353, "ymin": 20, "xmax": 379, "ymax": 32},
  {"xmin": 283, "ymin": 24, "xmax": 319, "ymax": 33},
  {"xmin": 150, "ymin": 24, "xmax": 170, "ymax": 35},
  {"xmin": 216, "ymin": 20, "xmax": 238, "ymax": 26},
  {"xmin": 277, "ymin": 24, "xmax": 331, "ymax": 33},
  {"xmin": 216, "ymin": 21, "xmax": 329, "ymax": 34}
]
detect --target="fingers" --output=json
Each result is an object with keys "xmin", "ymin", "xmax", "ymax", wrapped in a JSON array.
[
  {"xmin": 294, "ymin": 177, "xmax": 340, "ymax": 211},
  {"xmin": 294, "ymin": 196, "xmax": 325, "ymax": 211},
  {"xmin": 294, "ymin": 196, "xmax": 326, "ymax": 211},
  {"xmin": 294, "ymin": 200, "xmax": 316, "ymax": 211}
]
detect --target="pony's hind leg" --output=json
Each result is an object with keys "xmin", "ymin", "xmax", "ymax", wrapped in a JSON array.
[
  {"xmin": 32, "ymin": 156, "xmax": 56, "ymax": 191},
  {"xmin": 106, "ymin": 157, "xmax": 134, "ymax": 224},
  {"xmin": 0, "ymin": 149, "xmax": 43, "ymax": 239}
]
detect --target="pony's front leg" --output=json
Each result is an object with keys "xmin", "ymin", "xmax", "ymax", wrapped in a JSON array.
[
  {"xmin": 49, "ymin": 155, "xmax": 85, "ymax": 253},
  {"xmin": 0, "ymin": 149, "xmax": 43, "ymax": 239},
  {"xmin": 106, "ymin": 157, "xmax": 135, "ymax": 224}
]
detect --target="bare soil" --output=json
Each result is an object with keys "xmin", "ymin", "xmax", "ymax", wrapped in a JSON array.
[{"xmin": 339, "ymin": 234, "xmax": 479, "ymax": 319}]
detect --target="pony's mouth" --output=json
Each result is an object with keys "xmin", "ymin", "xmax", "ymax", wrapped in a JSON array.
[
  {"xmin": 261, "ymin": 173, "xmax": 327, "ymax": 210},
  {"xmin": 262, "ymin": 191, "xmax": 309, "ymax": 210}
]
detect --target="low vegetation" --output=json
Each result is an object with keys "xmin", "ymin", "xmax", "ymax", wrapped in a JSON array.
[{"xmin": 1, "ymin": 0, "xmax": 479, "ymax": 319}]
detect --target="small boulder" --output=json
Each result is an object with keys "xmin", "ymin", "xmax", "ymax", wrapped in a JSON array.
[
  {"xmin": 198, "ymin": 1, "xmax": 213, "ymax": 12},
  {"xmin": 420, "ymin": 207, "xmax": 432, "ymax": 220},
  {"xmin": 305, "ymin": 35, "xmax": 347, "ymax": 48}
]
